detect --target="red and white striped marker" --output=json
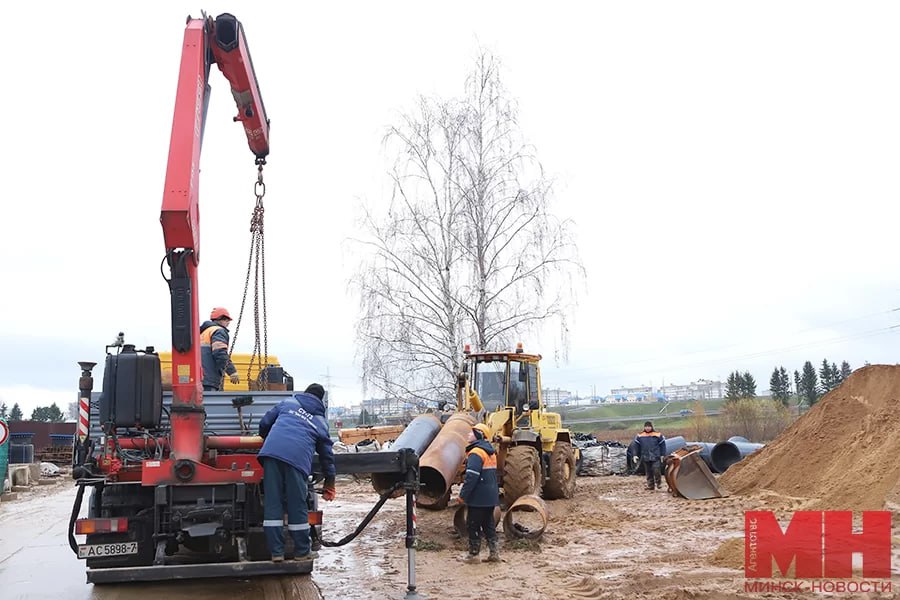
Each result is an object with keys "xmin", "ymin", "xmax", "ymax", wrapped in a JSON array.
[{"xmin": 78, "ymin": 396, "xmax": 90, "ymax": 442}]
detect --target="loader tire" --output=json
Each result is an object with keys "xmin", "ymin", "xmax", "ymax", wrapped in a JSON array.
[
  {"xmin": 543, "ymin": 441, "xmax": 577, "ymax": 499},
  {"xmin": 503, "ymin": 445, "xmax": 541, "ymax": 505}
]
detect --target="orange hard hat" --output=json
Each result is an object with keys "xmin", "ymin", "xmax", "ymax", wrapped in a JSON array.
[
  {"xmin": 473, "ymin": 423, "xmax": 492, "ymax": 440},
  {"xmin": 210, "ymin": 307, "xmax": 232, "ymax": 321}
]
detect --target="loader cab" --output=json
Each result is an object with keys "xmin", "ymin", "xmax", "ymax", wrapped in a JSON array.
[{"xmin": 467, "ymin": 347, "xmax": 542, "ymax": 415}]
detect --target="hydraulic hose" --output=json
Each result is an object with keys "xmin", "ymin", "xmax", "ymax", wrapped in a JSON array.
[
  {"xmin": 311, "ymin": 482, "xmax": 403, "ymax": 548},
  {"xmin": 68, "ymin": 483, "xmax": 87, "ymax": 554}
]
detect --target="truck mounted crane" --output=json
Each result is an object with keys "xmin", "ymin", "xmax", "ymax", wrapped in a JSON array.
[
  {"xmin": 66, "ymin": 13, "xmax": 316, "ymax": 583},
  {"xmin": 67, "ymin": 14, "xmax": 427, "ymax": 596}
]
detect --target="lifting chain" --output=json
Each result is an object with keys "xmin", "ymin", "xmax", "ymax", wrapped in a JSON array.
[{"xmin": 229, "ymin": 161, "xmax": 269, "ymax": 390}]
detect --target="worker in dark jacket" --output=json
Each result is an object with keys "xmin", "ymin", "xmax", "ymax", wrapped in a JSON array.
[
  {"xmin": 634, "ymin": 421, "xmax": 666, "ymax": 490},
  {"xmin": 258, "ymin": 383, "xmax": 336, "ymax": 561},
  {"xmin": 457, "ymin": 423, "xmax": 500, "ymax": 563},
  {"xmin": 200, "ymin": 307, "xmax": 239, "ymax": 391}
]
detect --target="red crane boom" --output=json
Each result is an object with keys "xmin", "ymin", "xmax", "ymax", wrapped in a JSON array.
[{"xmin": 158, "ymin": 12, "xmax": 270, "ymax": 476}]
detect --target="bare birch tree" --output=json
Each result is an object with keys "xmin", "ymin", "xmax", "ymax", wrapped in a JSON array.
[
  {"xmin": 454, "ymin": 54, "xmax": 580, "ymax": 354},
  {"xmin": 354, "ymin": 51, "xmax": 583, "ymax": 405},
  {"xmin": 354, "ymin": 97, "xmax": 468, "ymax": 405}
]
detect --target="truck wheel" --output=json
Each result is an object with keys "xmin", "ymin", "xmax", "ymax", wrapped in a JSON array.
[
  {"xmin": 543, "ymin": 441, "xmax": 577, "ymax": 499},
  {"xmin": 502, "ymin": 446, "xmax": 541, "ymax": 505}
]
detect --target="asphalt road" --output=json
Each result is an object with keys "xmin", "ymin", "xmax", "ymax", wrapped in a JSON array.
[
  {"xmin": 563, "ymin": 411, "xmax": 720, "ymax": 425},
  {"xmin": 0, "ymin": 482, "xmax": 332, "ymax": 600}
]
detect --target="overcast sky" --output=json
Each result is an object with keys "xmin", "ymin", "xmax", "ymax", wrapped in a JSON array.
[{"xmin": 2, "ymin": 1, "xmax": 899, "ymax": 416}]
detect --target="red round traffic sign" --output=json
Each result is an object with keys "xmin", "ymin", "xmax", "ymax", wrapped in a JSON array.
[{"xmin": 0, "ymin": 420, "xmax": 8, "ymax": 447}]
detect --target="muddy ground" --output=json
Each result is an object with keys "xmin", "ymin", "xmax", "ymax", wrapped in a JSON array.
[
  {"xmin": 2, "ymin": 475, "xmax": 897, "ymax": 599},
  {"xmin": 328, "ymin": 475, "xmax": 899, "ymax": 600}
]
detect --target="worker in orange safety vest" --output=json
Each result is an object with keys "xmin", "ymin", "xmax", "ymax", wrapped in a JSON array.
[
  {"xmin": 200, "ymin": 307, "xmax": 239, "ymax": 391},
  {"xmin": 457, "ymin": 423, "xmax": 501, "ymax": 563}
]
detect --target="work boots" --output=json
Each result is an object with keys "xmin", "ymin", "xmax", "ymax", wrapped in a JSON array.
[
  {"xmin": 461, "ymin": 540, "xmax": 481, "ymax": 564},
  {"xmin": 484, "ymin": 540, "xmax": 501, "ymax": 563}
]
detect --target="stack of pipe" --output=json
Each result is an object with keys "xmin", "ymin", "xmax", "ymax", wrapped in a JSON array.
[{"xmin": 710, "ymin": 436, "xmax": 764, "ymax": 473}]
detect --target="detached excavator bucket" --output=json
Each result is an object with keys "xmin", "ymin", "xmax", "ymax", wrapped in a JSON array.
[{"xmin": 665, "ymin": 446, "xmax": 725, "ymax": 500}]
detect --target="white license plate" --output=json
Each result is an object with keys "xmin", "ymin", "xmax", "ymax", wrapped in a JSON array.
[{"xmin": 78, "ymin": 541, "xmax": 138, "ymax": 559}]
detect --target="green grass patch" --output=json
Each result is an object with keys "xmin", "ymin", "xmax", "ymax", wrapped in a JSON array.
[
  {"xmin": 414, "ymin": 538, "xmax": 446, "ymax": 551},
  {"xmin": 555, "ymin": 398, "xmax": 725, "ymax": 421},
  {"xmin": 505, "ymin": 538, "xmax": 542, "ymax": 552}
]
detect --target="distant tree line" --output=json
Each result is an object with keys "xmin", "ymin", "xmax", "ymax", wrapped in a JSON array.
[
  {"xmin": 725, "ymin": 371, "xmax": 757, "ymax": 401},
  {"xmin": 0, "ymin": 401, "xmax": 64, "ymax": 422},
  {"xmin": 726, "ymin": 358, "xmax": 855, "ymax": 408}
]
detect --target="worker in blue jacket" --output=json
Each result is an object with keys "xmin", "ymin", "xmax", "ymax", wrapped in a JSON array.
[
  {"xmin": 457, "ymin": 423, "xmax": 500, "ymax": 564},
  {"xmin": 634, "ymin": 421, "xmax": 666, "ymax": 490},
  {"xmin": 258, "ymin": 383, "xmax": 336, "ymax": 561}
]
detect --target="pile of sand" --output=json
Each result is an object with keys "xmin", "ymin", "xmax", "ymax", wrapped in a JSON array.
[
  {"xmin": 720, "ymin": 364, "xmax": 900, "ymax": 511},
  {"xmin": 710, "ymin": 537, "xmax": 745, "ymax": 570}
]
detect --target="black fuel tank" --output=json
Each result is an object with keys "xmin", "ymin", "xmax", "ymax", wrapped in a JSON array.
[{"xmin": 99, "ymin": 345, "xmax": 163, "ymax": 428}]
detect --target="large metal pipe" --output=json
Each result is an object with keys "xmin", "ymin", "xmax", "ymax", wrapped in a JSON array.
[
  {"xmin": 503, "ymin": 494, "xmax": 548, "ymax": 540},
  {"xmin": 711, "ymin": 440, "xmax": 764, "ymax": 473},
  {"xmin": 417, "ymin": 412, "xmax": 475, "ymax": 507},
  {"xmin": 372, "ymin": 414, "xmax": 442, "ymax": 496}
]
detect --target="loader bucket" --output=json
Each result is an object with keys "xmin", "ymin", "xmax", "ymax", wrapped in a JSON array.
[{"xmin": 665, "ymin": 446, "xmax": 725, "ymax": 500}]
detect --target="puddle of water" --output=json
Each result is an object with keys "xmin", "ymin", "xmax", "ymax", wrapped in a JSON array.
[{"xmin": 311, "ymin": 494, "xmax": 409, "ymax": 598}]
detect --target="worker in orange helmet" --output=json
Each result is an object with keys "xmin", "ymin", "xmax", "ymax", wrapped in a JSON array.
[
  {"xmin": 457, "ymin": 423, "xmax": 500, "ymax": 563},
  {"xmin": 200, "ymin": 307, "xmax": 239, "ymax": 391}
]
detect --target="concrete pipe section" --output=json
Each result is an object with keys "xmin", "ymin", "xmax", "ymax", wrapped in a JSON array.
[
  {"xmin": 710, "ymin": 440, "xmax": 764, "ymax": 473},
  {"xmin": 502, "ymin": 494, "xmax": 548, "ymax": 540},
  {"xmin": 371, "ymin": 414, "xmax": 442, "ymax": 497},
  {"xmin": 453, "ymin": 505, "xmax": 502, "ymax": 538},
  {"xmin": 417, "ymin": 412, "xmax": 476, "ymax": 508}
]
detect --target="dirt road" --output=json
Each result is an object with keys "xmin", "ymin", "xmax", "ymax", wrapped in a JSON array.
[{"xmin": 1, "ymin": 476, "xmax": 897, "ymax": 599}]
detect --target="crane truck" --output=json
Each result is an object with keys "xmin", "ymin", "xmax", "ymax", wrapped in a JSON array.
[
  {"xmin": 66, "ymin": 12, "xmax": 316, "ymax": 583},
  {"xmin": 67, "ymin": 14, "xmax": 426, "ymax": 594}
]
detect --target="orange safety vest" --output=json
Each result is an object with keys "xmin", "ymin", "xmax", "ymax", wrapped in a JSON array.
[
  {"xmin": 200, "ymin": 325, "xmax": 229, "ymax": 352},
  {"xmin": 468, "ymin": 447, "xmax": 497, "ymax": 470}
]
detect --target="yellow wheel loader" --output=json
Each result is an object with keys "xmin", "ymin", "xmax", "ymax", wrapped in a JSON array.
[{"xmin": 458, "ymin": 344, "xmax": 578, "ymax": 504}]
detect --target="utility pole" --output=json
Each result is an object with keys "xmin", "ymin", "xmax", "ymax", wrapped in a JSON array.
[{"xmin": 319, "ymin": 366, "xmax": 333, "ymax": 403}]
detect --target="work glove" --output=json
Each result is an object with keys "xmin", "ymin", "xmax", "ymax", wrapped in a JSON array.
[
  {"xmin": 455, "ymin": 496, "xmax": 464, "ymax": 505},
  {"xmin": 632, "ymin": 456, "xmax": 640, "ymax": 465},
  {"xmin": 229, "ymin": 373, "xmax": 240, "ymax": 385},
  {"xmin": 323, "ymin": 477, "xmax": 336, "ymax": 501}
]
